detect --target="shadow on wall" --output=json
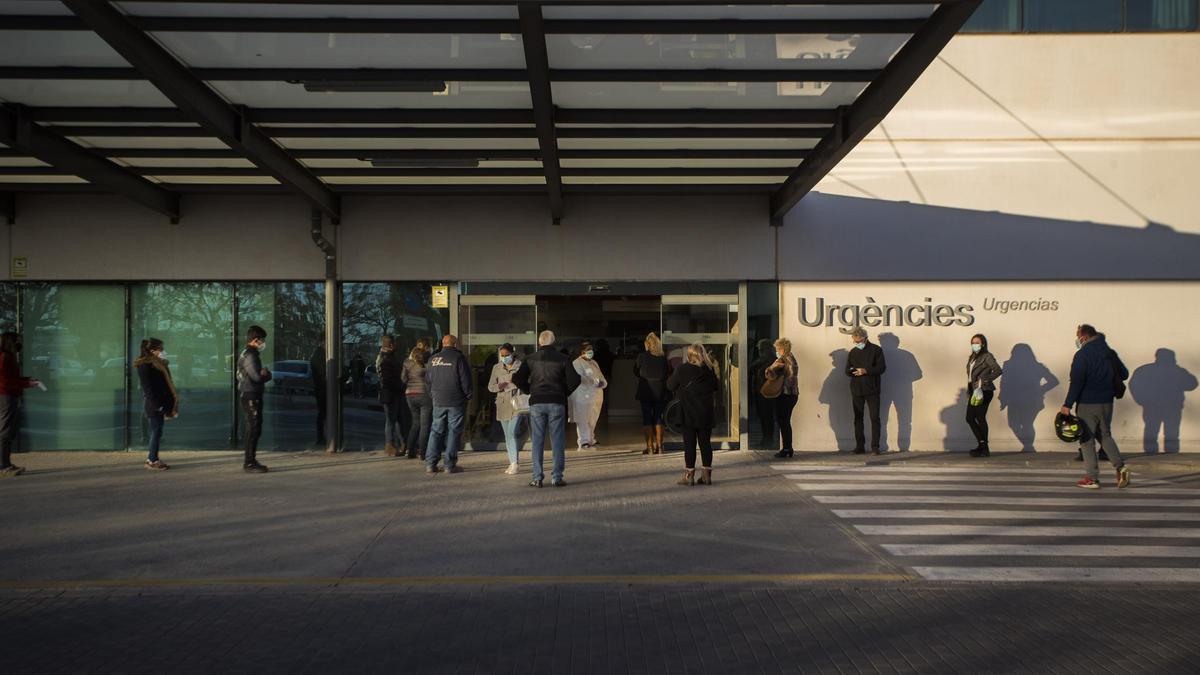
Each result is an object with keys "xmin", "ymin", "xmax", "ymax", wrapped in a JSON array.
[
  {"xmin": 877, "ymin": 332, "xmax": 922, "ymax": 452},
  {"xmin": 783, "ymin": 193, "xmax": 1200, "ymax": 279},
  {"xmin": 997, "ymin": 343, "xmax": 1060, "ymax": 453},
  {"xmin": 817, "ymin": 349, "xmax": 853, "ymax": 451},
  {"xmin": 939, "ymin": 388, "xmax": 971, "ymax": 452},
  {"xmin": 1129, "ymin": 348, "xmax": 1198, "ymax": 454}
]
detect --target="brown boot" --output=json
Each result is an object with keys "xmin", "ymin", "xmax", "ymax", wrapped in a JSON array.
[
  {"xmin": 677, "ymin": 469, "xmax": 695, "ymax": 486},
  {"xmin": 654, "ymin": 425, "xmax": 665, "ymax": 454},
  {"xmin": 642, "ymin": 426, "xmax": 653, "ymax": 455},
  {"xmin": 384, "ymin": 443, "xmax": 398, "ymax": 457},
  {"xmin": 697, "ymin": 467, "xmax": 713, "ymax": 485}
]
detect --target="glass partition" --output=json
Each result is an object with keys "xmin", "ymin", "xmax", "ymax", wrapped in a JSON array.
[
  {"xmin": 459, "ymin": 295, "xmax": 538, "ymax": 445},
  {"xmin": 20, "ymin": 284, "xmax": 126, "ymax": 450},
  {"xmin": 660, "ymin": 295, "xmax": 740, "ymax": 442}
]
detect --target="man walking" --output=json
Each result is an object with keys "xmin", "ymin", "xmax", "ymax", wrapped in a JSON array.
[
  {"xmin": 1061, "ymin": 324, "xmax": 1131, "ymax": 489},
  {"xmin": 425, "ymin": 334, "xmax": 472, "ymax": 474},
  {"xmin": 513, "ymin": 330, "xmax": 581, "ymax": 487},
  {"xmin": 237, "ymin": 325, "xmax": 272, "ymax": 473},
  {"xmin": 846, "ymin": 327, "xmax": 887, "ymax": 455}
]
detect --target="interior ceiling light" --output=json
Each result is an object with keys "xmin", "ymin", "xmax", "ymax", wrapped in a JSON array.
[
  {"xmin": 367, "ymin": 158, "xmax": 481, "ymax": 168},
  {"xmin": 294, "ymin": 80, "xmax": 448, "ymax": 93}
]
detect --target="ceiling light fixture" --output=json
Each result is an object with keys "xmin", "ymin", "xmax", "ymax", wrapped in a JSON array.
[{"xmin": 294, "ymin": 80, "xmax": 448, "ymax": 93}]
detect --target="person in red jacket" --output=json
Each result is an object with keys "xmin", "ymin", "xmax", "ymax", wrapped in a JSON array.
[{"xmin": 0, "ymin": 331, "xmax": 40, "ymax": 477}]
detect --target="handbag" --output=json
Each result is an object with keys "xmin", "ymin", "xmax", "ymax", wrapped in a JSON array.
[
  {"xmin": 760, "ymin": 367, "xmax": 784, "ymax": 399},
  {"xmin": 512, "ymin": 391, "xmax": 531, "ymax": 415}
]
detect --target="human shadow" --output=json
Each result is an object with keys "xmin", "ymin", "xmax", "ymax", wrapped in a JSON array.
[
  {"xmin": 817, "ymin": 349, "xmax": 853, "ymax": 451},
  {"xmin": 877, "ymin": 332, "xmax": 922, "ymax": 452},
  {"xmin": 998, "ymin": 343, "xmax": 1059, "ymax": 453},
  {"xmin": 939, "ymin": 388, "xmax": 971, "ymax": 452},
  {"xmin": 1129, "ymin": 348, "xmax": 1198, "ymax": 454}
]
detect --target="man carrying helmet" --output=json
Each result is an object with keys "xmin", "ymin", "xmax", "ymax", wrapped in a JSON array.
[{"xmin": 1060, "ymin": 324, "xmax": 1130, "ymax": 489}]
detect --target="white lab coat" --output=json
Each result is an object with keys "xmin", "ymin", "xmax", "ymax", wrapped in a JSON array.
[{"xmin": 569, "ymin": 357, "xmax": 607, "ymax": 446}]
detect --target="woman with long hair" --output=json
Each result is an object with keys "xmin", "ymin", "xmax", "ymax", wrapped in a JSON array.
[
  {"xmin": 376, "ymin": 334, "xmax": 406, "ymax": 456},
  {"xmin": 634, "ymin": 331, "xmax": 670, "ymax": 454},
  {"xmin": 134, "ymin": 337, "xmax": 178, "ymax": 470},
  {"xmin": 766, "ymin": 337, "xmax": 799, "ymax": 458},
  {"xmin": 402, "ymin": 342, "xmax": 432, "ymax": 460},
  {"xmin": 965, "ymin": 333, "xmax": 1003, "ymax": 457},
  {"xmin": 0, "ymin": 332, "xmax": 39, "ymax": 477},
  {"xmin": 667, "ymin": 343, "xmax": 720, "ymax": 485}
]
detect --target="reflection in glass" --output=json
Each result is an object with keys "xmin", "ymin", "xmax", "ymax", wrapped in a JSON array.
[
  {"xmin": 238, "ymin": 283, "xmax": 326, "ymax": 451},
  {"xmin": 20, "ymin": 284, "xmax": 126, "ymax": 450},
  {"xmin": 1026, "ymin": 0, "xmax": 1122, "ymax": 31},
  {"xmin": 342, "ymin": 283, "xmax": 449, "ymax": 451},
  {"xmin": 1126, "ymin": 0, "xmax": 1197, "ymax": 30},
  {"xmin": 459, "ymin": 300, "xmax": 537, "ymax": 445},
  {"xmin": 962, "ymin": 0, "xmax": 1022, "ymax": 31},
  {"xmin": 661, "ymin": 300, "xmax": 738, "ymax": 440},
  {"xmin": 131, "ymin": 283, "xmax": 233, "ymax": 450}
]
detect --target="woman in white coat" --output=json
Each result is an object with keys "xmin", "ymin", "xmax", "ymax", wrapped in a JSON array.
[{"xmin": 569, "ymin": 341, "xmax": 607, "ymax": 450}]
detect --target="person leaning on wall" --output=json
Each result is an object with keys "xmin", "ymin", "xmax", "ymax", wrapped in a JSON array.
[
  {"xmin": 634, "ymin": 332, "xmax": 671, "ymax": 455},
  {"xmin": 964, "ymin": 333, "xmax": 1003, "ymax": 457},
  {"xmin": 667, "ymin": 343, "xmax": 721, "ymax": 486},
  {"xmin": 0, "ymin": 331, "xmax": 41, "ymax": 478},
  {"xmin": 134, "ymin": 337, "xmax": 178, "ymax": 471},
  {"xmin": 766, "ymin": 337, "xmax": 799, "ymax": 458}
]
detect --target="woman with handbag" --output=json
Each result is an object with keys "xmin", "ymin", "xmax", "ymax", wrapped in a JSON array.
[
  {"xmin": 488, "ymin": 343, "xmax": 527, "ymax": 475},
  {"xmin": 634, "ymin": 331, "xmax": 670, "ymax": 455},
  {"xmin": 667, "ymin": 343, "xmax": 721, "ymax": 485},
  {"xmin": 765, "ymin": 337, "xmax": 799, "ymax": 458},
  {"xmin": 965, "ymin": 333, "xmax": 1003, "ymax": 457}
]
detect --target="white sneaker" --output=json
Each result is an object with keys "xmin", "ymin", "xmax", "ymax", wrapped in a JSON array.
[{"xmin": 504, "ymin": 462, "xmax": 519, "ymax": 475}]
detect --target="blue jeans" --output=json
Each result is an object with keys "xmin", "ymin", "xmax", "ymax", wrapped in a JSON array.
[
  {"xmin": 500, "ymin": 416, "xmax": 526, "ymax": 464},
  {"xmin": 426, "ymin": 405, "xmax": 465, "ymax": 469},
  {"xmin": 147, "ymin": 415, "xmax": 164, "ymax": 462},
  {"xmin": 383, "ymin": 398, "xmax": 403, "ymax": 447},
  {"xmin": 529, "ymin": 403, "xmax": 566, "ymax": 482}
]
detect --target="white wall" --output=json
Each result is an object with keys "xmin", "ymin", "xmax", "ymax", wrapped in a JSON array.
[{"xmin": 781, "ymin": 281, "xmax": 1200, "ymax": 454}]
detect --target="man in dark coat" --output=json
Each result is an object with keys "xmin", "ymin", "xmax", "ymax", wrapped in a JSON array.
[{"xmin": 845, "ymin": 326, "xmax": 887, "ymax": 455}]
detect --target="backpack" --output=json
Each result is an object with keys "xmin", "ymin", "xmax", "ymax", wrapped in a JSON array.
[{"xmin": 1108, "ymin": 350, "xmax": 1126, "ymax": 400}]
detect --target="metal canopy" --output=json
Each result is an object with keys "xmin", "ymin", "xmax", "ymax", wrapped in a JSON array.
[{"xmin": 0, "ymin": 0, "xmax": 980, "ymax": 224}]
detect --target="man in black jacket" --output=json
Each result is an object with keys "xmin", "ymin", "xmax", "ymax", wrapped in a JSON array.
[
  {"xmin": 377, "ymin": 335, "xmax": 406, "ymax": 456},
  {"xmin": 845, "ymin": 326, "xmax": 887, "ymax": 455},
  {"xmin": 424, "ymin": 334, "xmax": 472, "ymax": 474},
  {"xmin": 237, "ymin": 325, "xmax": 272, "ymax": 473},
  {"xmin": 513, "ymin": 330, "xmax": 581, "ymax": 487}
]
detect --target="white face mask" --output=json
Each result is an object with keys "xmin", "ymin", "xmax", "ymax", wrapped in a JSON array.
[
  {"xmin": 1074, "ymin": 338, "xmax": 1083, "ymax": 350},
  {"xmin": 854, "ymin": 342, "xmax": 866, "ymax": 351},
  {"xmin": 584, "ymin": 351, "xmax": 594, "ymax": 360},
  {"xmin": 971, "ymin": 344, "xmax": 982, "ymax": 354},
  {"xmin": 775, "ymin": 351, "xmax": 784, "ymax": 359}
]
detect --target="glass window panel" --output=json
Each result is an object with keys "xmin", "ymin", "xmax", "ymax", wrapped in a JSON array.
[
  {"xmin": 0, "ymin": 80, "xmax": 174, "ymax": 107},
  {"xmin": 746, "ymin": 282, "xmax": 780, "ymax": 449},
  {"xmin": 551, "ymin": 81, "xmax": 864, "ymax": 109},
  {"xmin": 542, "ymin": 5, "xmax": 936, "ymax": 20},
  {"xmin": 130, "ymin": 3, "xmax": 518, "ymax": 19},
  {"xmin": 0, "ymin": 31, "xmax": 127, "ymax": 67},
  {"xmin": 153, "ymin": 33, "xmax": 526, "ymax": 69},
  {"xmin": 130, "ymin": 283, "xmax": 234, "ymax": 450},
  {"xmin": 546, "ymin": 34, "xmax": 908, "ymax": 70},
  {"xmin": 238, "ymin": 283, "xmax": 327, "ymax": 451},
  {"xmin": 341, "ymin": 283, "xmax": 450, "ymax": 451},
  {"xmin": 961, "ymin": 0, "xmax": 1022, "ymax": 32},
  {"xmin": 207, "ymin": 81, "xmax": 531, "ymax": 109},
  {"xmin": 0, "ymin": 284, "xmax": 16, "ymax": 329},
  {"xmin": 1126, "ymin": 0, "xmax": 1198, "ymax": 30},
  {"xmin": 1025, "ymin": 0, "xmax": 1122, "ymax": 32},
  {"xmin": 21, "ymin": 284, "xmax": 126, "ymax": 451}
]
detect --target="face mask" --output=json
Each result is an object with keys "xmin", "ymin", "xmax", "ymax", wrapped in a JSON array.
[
  {"xmin": 854, "ymin": 342, "xmax": 866, "ymax": 351},
  {"xmin": 1074, "ymin": 338, "xmax": 1083, "ymax": 350},
  {"xmin": 500, "ymin": 355, "xmax": 513, "ymax": 365},
  {"xmin": 584, "ymin": 351, "xmax": 594, "ymax": 360},
  {"xmin": 971, "ymin": 344, "xmax": 982, "ymax": 354},
  {"xmin": 775, "ymin": 351, "xmax": 784, "ymax": 359}
]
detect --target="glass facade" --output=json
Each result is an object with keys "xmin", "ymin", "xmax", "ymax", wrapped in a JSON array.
[
  {"xmin": 963, "ymin": 0, "xmax": 1198, "ymax": 31},
  {"xmin": 746, "ymin": 282, "xmax": 780, "ymax": 449}
]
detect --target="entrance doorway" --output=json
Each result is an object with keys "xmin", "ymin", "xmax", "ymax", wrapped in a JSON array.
[{"xmin": 457, "ymin": 291, "xmax": 740, "ymax": 450}]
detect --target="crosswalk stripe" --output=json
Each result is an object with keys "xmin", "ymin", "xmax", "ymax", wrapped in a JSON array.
[
  {"xmin": 853, "ymin": 524, "xmax": 1200, "ymax": 538},
  {"xmin": 813, "ymin": 495, "xmax": 1200, "ymax": 507},
  {"xmin": 770, "ymin": 466, "xmax": 1146, "ymax": 476},
  {"xmin": 882, "ymin": 543, "xmax": 1200, "ymax": 557},
  {"xmin": 912, "ymin": 567, "xmax": 1200, "ymax": 583},
  {"xmin": 833, "ymin": 509, "xmax": 1200, "ymax": 522},
  {"xmin": 784, "ymin": 473, "xmax": 1169, "ymax": 485},
  {"xmin": 792, "ymin": 482, "xmax": 1195, "ymax": 495}
]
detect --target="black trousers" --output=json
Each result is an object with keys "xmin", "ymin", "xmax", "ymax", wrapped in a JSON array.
[
  {"xmin": 241, "ymin": 397, "xmax": 263, "ymax": 462},
  {"xmin": 0, "ymin": 394, "xmax": 18, "ymax": 468},
  {"xmin": 852, "ymin": 393, "xmax": 881, "ymax": 451},
  {"xmin": 313, "ymin": 389, "xmax": 326, "ymax": 443},
  {"xmin": 965, "ymin": 390, "xmax": 994, "ymax": 445},
  {"xmin": 682, "ymin": 425, "xmax": 713, "ymax": 469},
  {"xmin": 774, "ymin": 393, "xmax": 798, "ymax": 451}
]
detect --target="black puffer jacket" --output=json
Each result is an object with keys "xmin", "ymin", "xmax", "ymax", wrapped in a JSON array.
[
  {"xmin": 377, "ymin": 349, "xmax": 405, "ymax": 403},
  {"xmin": 667, "ymin": 362, "xmax": 720, "ymax": 430},
  {"xmin": 513, "ymin": 345, "xmax": 582, "ymax": 406},
  {"xmin": 237, "ymin": 346, "xmax": 272, "ymax": 399}
]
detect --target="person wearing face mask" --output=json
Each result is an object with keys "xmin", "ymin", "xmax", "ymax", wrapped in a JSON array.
[
  {"xmin": 569, "ymin": 341, "xmax": 607, "ymax": 450},
  {"xmin": 964, "ymin": 334, "xmax": 1003, "ymax": 457},
  {"xmin": 488, "ymin": 343, "xmax": 526, "ymax": 475},
  {"xmin": 845, "ymin": 326, "xmax": 887, "ymax": 454},
  {"xmin": 237, "ymin": 325, "xmax": 272, "ymax": 473},
  {"xmin": 765, "ymin": 338, "xmax": 799, "ymax": 458},
  {"xmin": 134, "ymin": 337, "xmax": 178, "ymax": 470},
  {"xmin": 0, "ymin": 331, "xmax": 41, "ymax": 477},
  {"xmin": 1061, "ymin": 324, "xmax": 1130, "ymax": 489}
]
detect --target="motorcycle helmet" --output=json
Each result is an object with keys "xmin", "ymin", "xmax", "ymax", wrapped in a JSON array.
[{"xmin": 1055, "ymin": 412, "xmax": 1086, "ymax": 443}]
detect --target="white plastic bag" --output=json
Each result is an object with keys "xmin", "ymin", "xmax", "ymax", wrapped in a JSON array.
[{"xmin": 969, "ymin": 386, "xmax": 984, "ymax": 406}]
